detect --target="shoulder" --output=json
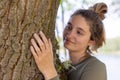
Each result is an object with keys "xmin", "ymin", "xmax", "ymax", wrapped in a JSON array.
[
  {"xmin": 83, "ymin": 56, "xmax": 106, "ymax": 72},
  {"xmin": 73, "ymin": 56, "xmax": 106, "ymax": 72},
  {"xmin": 80, "ymin": 56, "xmax": 107, "ymax": 80},
  {"xmin": 86, "ymin": 56, "xmax": 106, "ymax": 68},
  {"xmin": 68, "ymin": 56, "xmax": 107, "ymax": 80}
]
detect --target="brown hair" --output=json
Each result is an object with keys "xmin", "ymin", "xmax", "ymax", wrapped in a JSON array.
[{"xmin": 71, "ymin": 2, "xmax": 108, "ymax": 52}]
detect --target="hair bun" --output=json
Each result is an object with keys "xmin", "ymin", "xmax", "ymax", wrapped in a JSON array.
[{"xmin": 89, "ymin": 2, "xmax": 108, "ymax": 20}]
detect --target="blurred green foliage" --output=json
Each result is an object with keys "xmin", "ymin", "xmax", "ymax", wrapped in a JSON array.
[{"xmin": 99, "ymin": 37, "xmax": 120, "ymax": 53}]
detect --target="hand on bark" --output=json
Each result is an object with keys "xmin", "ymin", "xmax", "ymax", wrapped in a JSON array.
[{"xmin": 30, "ymin": 31, "xmax": 57, "ymax": 80}]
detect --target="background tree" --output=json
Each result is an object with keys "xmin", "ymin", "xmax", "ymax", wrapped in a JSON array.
[{"xmin": 0, "ymin": 0, "xmax": 60, "ymax": 80}]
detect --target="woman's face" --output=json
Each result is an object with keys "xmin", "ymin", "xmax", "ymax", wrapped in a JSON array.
[{"xmin": 63, "ymin": 15, "xmax": 94, "ymax": 53}]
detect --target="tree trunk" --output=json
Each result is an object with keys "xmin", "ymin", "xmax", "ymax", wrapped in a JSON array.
[{"xmin": 0, "ymin": 0, "xmax": 60, "ymax": 80}]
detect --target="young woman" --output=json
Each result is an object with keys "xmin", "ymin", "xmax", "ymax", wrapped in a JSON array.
[{"xmin": 30, "ymin": 2, "xmax": 108, "ymax": 80}]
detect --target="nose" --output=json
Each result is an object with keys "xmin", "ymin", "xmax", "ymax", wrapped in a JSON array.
[{"xmin": 66, "ymin": 30, "xmax": 75, "ymax": 38}]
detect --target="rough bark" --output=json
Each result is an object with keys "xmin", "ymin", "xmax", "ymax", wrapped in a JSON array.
[{"xmin": 0, "ymin": 0, "xmax": 60, "ymax": 80}]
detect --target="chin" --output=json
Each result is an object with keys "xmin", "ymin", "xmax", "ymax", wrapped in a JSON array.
[{"xmin": 64, "ymin": 44, "xmax": 74, "ymax": 51}]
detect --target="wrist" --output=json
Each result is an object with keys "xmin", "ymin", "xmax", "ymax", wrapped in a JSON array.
[{"xmin": 43, "ymin": 67, "xmax": 58, "ymax": 80}]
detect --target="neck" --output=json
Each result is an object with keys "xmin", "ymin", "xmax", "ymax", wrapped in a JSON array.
[{"xmin": 69, "ymin": 50, "xmax": 90, "ymax": 65}]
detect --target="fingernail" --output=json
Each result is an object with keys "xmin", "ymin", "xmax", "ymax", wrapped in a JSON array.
[
  {"xmin": 39, "ymin": 31, "xmax": 42, "ymax": 34},
  {"xmin": 34, "ymin": 33, "xmax": 37, "ymax": 37}
]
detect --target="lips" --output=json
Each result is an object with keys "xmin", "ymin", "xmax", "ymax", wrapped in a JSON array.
[{"xmin": 64, "ymin": 38, "xmax": 75, "ymax": 44}]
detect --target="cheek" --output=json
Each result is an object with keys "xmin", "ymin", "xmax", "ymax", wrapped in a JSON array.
[{"xmin": 76, "ymin": 37, "xmax": 90, "ymax": 45}]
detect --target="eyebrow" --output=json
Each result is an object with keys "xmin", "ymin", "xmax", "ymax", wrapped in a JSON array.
[
  {"xmin": 77, "ymin": 27, "xmax": 85, "ymax": 33},
  {"xmin": 67, "ymin": 22, "xmax": 85, "ymax": 32}
]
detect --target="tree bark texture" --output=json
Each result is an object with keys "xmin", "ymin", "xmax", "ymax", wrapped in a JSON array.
[{"xmin": 0, "ymin": 0, "xmax": 60, "ymax": 80}]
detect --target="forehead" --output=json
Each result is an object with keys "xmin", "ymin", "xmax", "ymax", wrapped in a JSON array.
[{"xmin": 68, "ymin": 15, "xmax": 90, "ymax": 32}]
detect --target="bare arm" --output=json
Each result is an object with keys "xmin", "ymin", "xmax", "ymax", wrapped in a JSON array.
[{"xmin": 30, "ymin": 31, "xmax": 58, "ymax": 80}]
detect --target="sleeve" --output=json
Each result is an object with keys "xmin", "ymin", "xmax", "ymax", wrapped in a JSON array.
[
  {"xmin": 80, "ymin": 61, "xmax": 107, "ymax": 80},
  {"xmin": 50, "ymin": 75, "xmax": 60, "ymax": 80}
]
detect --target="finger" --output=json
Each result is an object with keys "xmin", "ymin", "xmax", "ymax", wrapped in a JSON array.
[
  {"xmin": 33, "ymin": 33, "xmax": 45, "ymax": 52},
  {"xmin": 49, "ymin": 38, "xmax": 53, "ymax": 56},
  {"xmin": 30, "ymin": 46, "xmax": 38, "ymax": 59},
  {"xmin": 49, "ymin": 38, "xmax": 53, "ymax": 50},
  {"xmin": 39, "ymin": 31, "xmax": 49, "ymax": 49},
  {"xmin": 30, "ymin": 46, "xmax": 42, "ymax": 64},
  {"xmin": 31, "ymin": 38, "xmax": 41, "ymax": 54}
]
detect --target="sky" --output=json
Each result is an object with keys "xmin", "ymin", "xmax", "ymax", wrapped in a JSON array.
[{"xmin": 56, "ymin": 0, "xmax": 120, "ymax": 39}]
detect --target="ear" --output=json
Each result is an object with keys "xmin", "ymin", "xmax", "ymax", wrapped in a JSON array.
[{"xmin": 88, "ymin": 40, "xmax": 95, "ymax": 46}]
